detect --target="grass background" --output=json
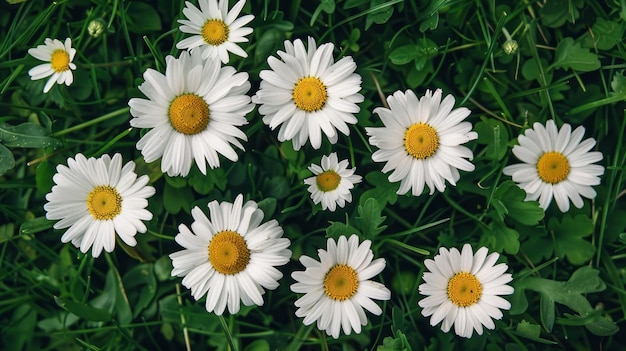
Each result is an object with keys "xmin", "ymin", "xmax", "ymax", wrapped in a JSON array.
[{"xmin": 1, "ymin": 0, "xmax": 625, "ymax": 350}]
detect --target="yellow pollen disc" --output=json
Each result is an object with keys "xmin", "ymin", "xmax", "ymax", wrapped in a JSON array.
[
  {"xmin": 86, "ymin": 186, "xmax": 122, "ymax": 220},
  {"xmin": 404, "ymin": 123, "xmax": 439, "ymax": 159},
  {"xmin": 536, "ymin": 151, "xmax": 570, "ymax": 184},
  {"xmin": 168, "ymin": 94, "xmax": 210, "ymax": 135},
  {"xmin": 447, "ymin": 272, "xmax": 482, "ymax": 307},
  {"xmin": 202, "ymin": 19, "xmax": 229, "ymax": 46},
  {"xmin": 50, "ymin": 49, "xmax": 70, "ymax": 73},
  {"xmin": 293, "ymin": 77, "xmax": 328, "ymax": 112},
  {"xmin": 324, "ymin": 264, "xmax": 359, "ymax": 301},
  {"xmin": 208, "ymin": 230, "xmax": 250, "ymax": 275},
  {"xmin": 316, "ymin": 170, "xmax": 341, "ymax": 192}
]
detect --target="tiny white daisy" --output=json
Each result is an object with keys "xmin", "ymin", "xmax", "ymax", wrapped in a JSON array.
[
  {"xmin": 503, "ymin": 119, "xmax": 604, "ymax": 212},
  {"xmin": 170, "ymin": 194, "xmax": 291, "ymax": 315},
  {"xmin": 176, "ymin": 0, "xmax": 254, "ymax": 64},
  {"xmin": 253, "ymin": 36, "xmax": 364, "ymax": 151},
  {"xmin": 303, "ymin": 152, "xmax": 362, "ymax": 211},
  {"xmin": 291, "ymin": 234, "xmax": 391, "ymax": 339},
  {"xmin": 129, "ymin": 49, "xmax": 253, "ymax": 177},
  {"xmin": 28, "ymin": 38, "xmax": 77, "ymax": 93},
  {"xmin": 366, "ymin": 89, "xmax": 477, "ymax": 196},
  {"xmin": 44, "ymin": 153, "xmax": 155, "ymax": 258},
  {"xmin": 418, "ymin": 244, "xmax": 514, "ymax": 338}
]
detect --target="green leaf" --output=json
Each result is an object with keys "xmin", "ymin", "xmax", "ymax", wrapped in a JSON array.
[
  {"xmin": 552, "ymin": 38, "xmax": 600, "ymax": 72},
  {"xmin": 539, "ymin": 0, "xmax": 583, "ymax": 28},
  {"xmin": 244, "ymin": 339, "xmax": 270, "ymax": 351},
  {"xmin": 126, "ymin": 2, "xmax": 162, "ymax": 32},
  {"xmin": 122, "ymin": 263, "xmax": 157, "ymax": 318},
  {"xmin": 549, "ymin": 214, "xmax": 595, "ymax": 265},
  {"xmin": 310, "ymin": 0, "xmax": 335, "ymax": 26},
  {"xmin": 163, "ymin": 182, "xmax": 194, "ymax": 215},
  {"xmin": 610, "ymin": 70, "xmax": 626, "ymax": 96},
  {"xmin": 355, "ymin": 198, "xmax": 387, "ymax": 239},
  {"xmin": 540, "ymin": 293, "xmax": 555, "ymax": 332},
  {"xmin": 35, "ymin": 160, "xmax": 55, "ymax": 195},
  {"xmin": 366, "ymin": 0, "xmax": 395, "ymax": 30},
  {"xmin": 19, "ymin": 216, "xmax": 53, "ymax": 236},
  {"xmin": 0, "ymin": 122, "xmax": 60, "ymax": 148},
  {"xmin": 326, "ymin": 221, "xmax": 361, "ymax": 239},
  {"xmin": 493, "ymin": 181, "xmax": 544, "ymax": 225},
  {"xmin": 514, "ymin": 320, "xmax": 557, "ymax": 344},
  {"xmin": 483, "ymin": 220, "xmax": 520, "ymax": 254},
  {"xmin": 54, "ymin": 296, "xmax": 111, "ymax": 322},
  {"xmin": 0, "ymin": 143, "xmax": 15, "ymax": 175},
  {"xmin": 361, "ymin": 171, "xmax": 399, "ymax": 207},
  {"xmin": 581, "ymin": 18, "xmax": 624, "ymax": 50},
  {"xmin": 474, "ymin": 117, "xmax": 509, "ymax": 161}
]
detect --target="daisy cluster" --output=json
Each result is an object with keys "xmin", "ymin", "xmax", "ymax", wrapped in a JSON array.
[{"xmin": 32, "ymin": 0, "xmax": 608, "ymax": 343}]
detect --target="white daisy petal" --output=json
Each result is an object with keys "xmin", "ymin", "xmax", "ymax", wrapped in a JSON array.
[
  {"xmin": 129, "ymin": 50, "xmax": 252, "ymax": 177},
  {"xmin": 170, "ymin": 194, "xmax": 291, "ymax": 315},
  {"xmin": 291, "ymin": 234, "xmax": 390, "ymax": 339},
  {"xmin": 28, "ymin": 37, "xmax": 77, "ymax": 93},
  {"xmin": 366, "ymin": 89, "xmax": 476, "ymax": 196},
  {"xmin": 44, "ymin": 154, "xmax": 155, "ymax": 257},
  {"xmin": 254, "ymin": 37, "xmax": 363, "ymax": 150},
  {"xmin": 504, "ymin": 119, "xmax": 605, "ymax": 212},
  {"xmin": 418, "ymin": 244, "xmax": 514, "ymax": 338}
]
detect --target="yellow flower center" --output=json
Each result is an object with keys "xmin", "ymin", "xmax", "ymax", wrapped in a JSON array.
[
  {"xmin": 50, "ymin": 49, "xmax": 70, "ymax": 73},
  {"xmin": 293, "ymin": 77, "xmax": 328, "ymax": 112},
  {"xmin": 316, "ymin": 170, "xmax": 341, "ymax": 192},
  {"xmin": 168, "ymin": 94, "xmax": 210, "ymax": 135},
  {"xmin": 536, "ymin": 151, "xmax": 570, "ymax": 184},
  {"xmin": 447, "ymin": 272, "xmax": 482, "ymax": 307},
  {"xmin": 404, "ymin": 123, "xmax": 439, "ymax": 159},
  {"xmin": 86, "ymin": 186, "xmax": 122, "ymax": 220},
  {"xmin": 202, "ymin": 19, "xmax": 229, "ymax": 46},
  {"xmin": 324, "ymin": 264, "xmax": 359, "ymax": 301},
  {"xmin": 208, "ymin": 230, "xmax": 250, "ymax": 275}
]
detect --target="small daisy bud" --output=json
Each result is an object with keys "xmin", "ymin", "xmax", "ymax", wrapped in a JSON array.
[
  {"xmin": 503, "ymin": 39, "xmax": 518, "ymax": 55},
  {"xmin": 88, "ymin": 19, "xmax": 105, "ymax": 38}
]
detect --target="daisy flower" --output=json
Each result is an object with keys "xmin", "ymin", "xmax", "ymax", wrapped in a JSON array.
[
  {"xmin": 253, "ymin": 36, "xmax": 364, "ymax": 151},
  {"xmin": 418, "ymin": 244, "xmax": 514, "ymax": 338},
  {"xmin": 503, "ymin": 119, "xmax": 604, "ymax": 212},
  {"xmin": 176, "ymin": 0, "xmax": 254, "ymax": 64},
  {"xmin": 366, "ymin": 89, "xmax": 477, "ymax": 196},
  {"xmin": 129, "ymin": 49, "xmax": 253, "ymax": 177},
  {"xmin": 291, "ymin": 235, "xmax": 391, "ymax": 339},
  {"xmin": 170, "ymin": 194, "xmax": 291, "ymax": 315},
  {"xmin": 44, "ymin": 153, "xmax": 155, "ymax": 258},
  {"xmin": 27, "ymin": 38, "xmax": 77, "ymax": 93},
  {"xmin": 303, "ymin": 152, "xmax": 362, "ymax": 211}
]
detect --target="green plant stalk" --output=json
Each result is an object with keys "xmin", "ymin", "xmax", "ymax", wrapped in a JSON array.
[
  {"xmin": 218, "ymin": 314, "xmax": 238, "ymax": 351},
  {"xmin": 52, "ymin": 107, "xmax": 130, "ymax": 137}
]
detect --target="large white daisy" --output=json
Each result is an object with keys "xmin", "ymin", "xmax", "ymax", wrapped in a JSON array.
[
  {"xmin": 170, "ymin": 194, "xmax": 291, "ymax": 315},
  {"xmin": 252, "ymin": 36, "xmax": 364, "ymax": 151},
  {"xmin": 176, "ymin": 0, "xmax": 254, "ymax": 64},
  {"xmin": 303, "ymin": 152, "xmax": 362, "ymax": 211},
  {"xmin": 291, "ymin": 234, "xmax": 391, "ymax": 339},
  {"xmin": 366, "ymin": 89, "xmax": 477, "ymax": 196},
  {"xmin": 129, "ymin": 49, "xmax": 253, "ymax": 177},
  {"xmin": 44, "ymin": 153, "xmax": 155, "ymax": 258},
  {"xmin": 28, "ymin": 37, "xmax": 77, "ymax": 93},
  {"xmin": 503, "ymin": 119, "xmax": 604, "ymax": 212},
  {"xmin": 418, "ymin": 244, "xmax": 514, "ymax": 338}
]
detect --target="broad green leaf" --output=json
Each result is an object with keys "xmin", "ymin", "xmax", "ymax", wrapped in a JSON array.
[
  {"xmin": 35, "ymin": 160, "xmax": 55, "ymax": 195},
  {"xmin": 257, "ymin": 197, "xmax": 277, "ymax": 220},
  {"xmin": 244, "ymin": 339, "xmax": 270, "ymax": 351},
  {"xmin": 0, "ymin": 223, "xmax": 14, "ymax": 243},
  {"xmin": 610, "ymin": 70, "xmax": 626, "ymax": 96},
  {"xmin": 493, "ymin": 181, "xmax": 544, "ymax": 225},
  {"xmin": 126, "ymin": 2, "xmax": 162, "ymax": 32},
  {"xmin": 19, "ymin": 216, "xmax": 53, "ymax": 236},
  {"xmin": 0, "ymin": 122, "xmax": 60, "ymax": 148},
  {"xmin": 355, "ymin": 198, "xmax": 387, "ymax": 239},
  {"xmin": 581, "ymin": 18, "xmax": 624, "ymax": 50},
  {"xmin": 549, "ymin": 214, "xmax": 595, "ymax": 265},
  {"xmin": 361, "ymin": 171, "xmax": 399, "ymax": 207},
  {"xmin": 483, "ymin": 220, "xmax": 520, "ymax": 254},
  {"xmin": 0, "ymin": 143, "xmax": 15, "ymax": 175},
  {"xmin": 310, "ymin": 0, "xmax": 335, "ymax": 26},
  {"xmin": 514, "ymin": 320, "xmax": 557, "ymax": 344},
  {"xmin": 365, "ymin": 0, "xmax": 395, "ymax": 30},
  {"xmin": 163, "ymin": 182, "xmax": 194, "ymax": 214},
  {"xmin": 326, "ymin": 221, "xmax": 361, "ymax": 239},
  {"xmin": 540, "ymin": 293, "xmax": 555, "ymax": 332},
  {"xmin": 2, "ymin": 304, "xmax": 36, "ymax": 350},
  {"xmin": 54, "ymin": 296, "xmax": 111, "ymax": 322},
  {"xmin": 552, "ymin": 38, "xmax": 600, "ymax": 72},
  {"xmin": 122, "ymin": 263, "xmax": 157, "ymax": 318},
  {"xmin": 539, "ymin": 0, "xmax": 583, "ymax": 28},
  {"xmin": 474, "ymin": 117, "xmax": 509, "ymax": 161}
]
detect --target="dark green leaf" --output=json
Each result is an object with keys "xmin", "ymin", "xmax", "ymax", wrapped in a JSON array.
[
  {"xmin": 540, "ymin": 293, "xmax": 555, "ymax": 332},
  {"xmin": 54, "ymin": 296, "xmax": 111, "ymax": 322},
  {"xmin": 539, "ymin": 0, "xmax": 583, "ymax": 28},
  {"xmin": 355, "ymin": 198, "xmax": 387, "ymax": 239},
  {"xmin": 19, "ymin": 216, "xmax": 53, "ymax": 236},
  {"xmin": 475, "ymin": 117, "xmax": 509, "ymax": 161},
  {"xmin": 163, "ymin": 182, "xmax": 194, "ymax": 214},
  {"xmin": 493, "ymin": 181, "xmax": 544, "ymax": 225},
  {"xmin": 326, "ymin": 221, "xmax": 361, "ymax": 239},
  {"xmin": 549, "ymin": 214, "xmax": 595, "ymax": 265},
  {"xmin": 514, "ymin": 320, "xmax": 557, "ymax": 344},
  {"xmin": 552, "ymin": 38, "xmax": 600, "ymax": 72},
  {"xmin": 127, "ymin": 2, "xmax": 162, "ymax": 32},
  {"xmin": 0, "ymin": 122, "xmax": 60, "ymax": 148},
  {"xmin": 0, "ymin": 143, "xmax": 15, "ymax": 175},
  {"xmin": 581, "ymin": 18, "xmax": 624, "ymax": 50}
]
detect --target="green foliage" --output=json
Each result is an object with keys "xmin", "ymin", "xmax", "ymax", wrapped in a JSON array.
[{"xmin": 551, "ymin": 37, "xmax": 601, "ymax": 72}]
